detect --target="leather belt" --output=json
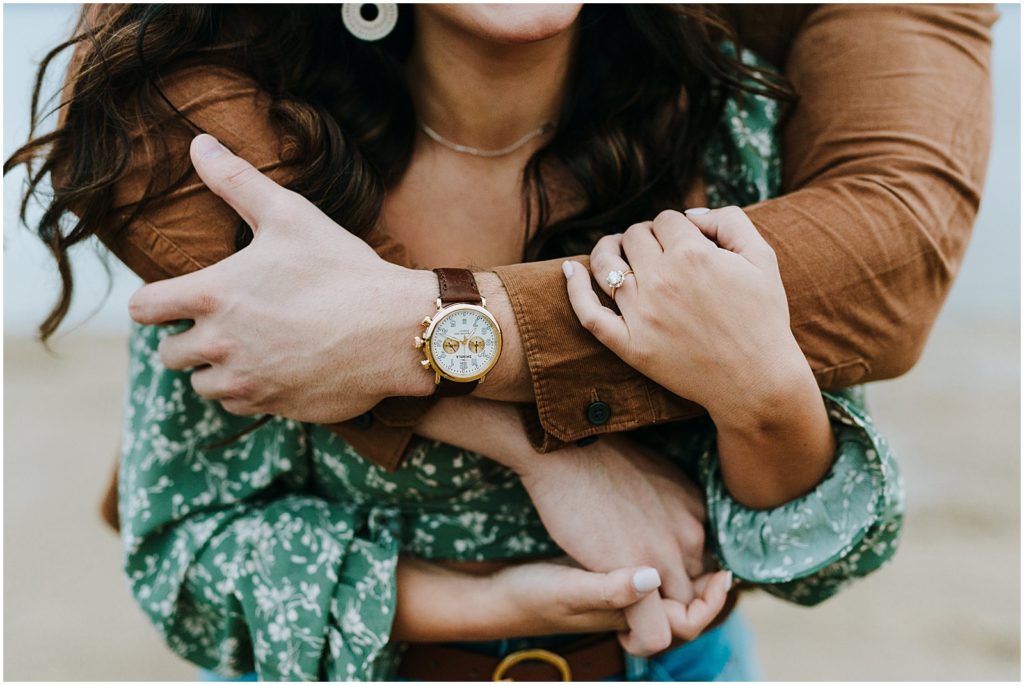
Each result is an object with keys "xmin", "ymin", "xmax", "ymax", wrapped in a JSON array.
[
  {"xmin": 397, "ymin": 633, "xmax": 623, "ymax": 682},
  {"xmin": 398, "ymin": 588, "xmax": 741, "ymax": 681}
]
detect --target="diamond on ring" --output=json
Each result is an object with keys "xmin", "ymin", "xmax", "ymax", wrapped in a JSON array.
[{"xmin": 606, "ymin": 270, "xmax": 626, "ymax": 288}]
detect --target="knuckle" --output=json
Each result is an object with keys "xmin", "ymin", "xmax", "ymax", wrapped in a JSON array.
[
  {"xmin": 686, "ymin": 522, "xmax": 706, "ymax": 550},
  {"xmin": 201, "ymin": 338, "xmax": 233, "ymax": 364},
  {"xmin": 580, "ymin": 313, "xmax": 603, "ymax": 336},
  {"xmin": 681, "ymin": 244, "xmax": 709, "ymax": 265},
  {"xmin": 223, "ymin": 162, "xmax": 260, "ymax": 192},
  {"xmin": 720, "ymin": 205, "xmax": 748, "ymax": 224},
  {"xmin": 127, "ymin": 292, "xmax": 148, "ymax": 321},
  {"xmin": 594, "ymin": 233, "xmax": 620, "ymax": 253},
  {"xmin": 192, "ymin": 293, "xmax": 220, "ymax": 317},
  {"xmin": 654, "ymin": 209, "xmax": 684, "ymax": 225},
  {"xmin": 224, "ymin": 376, "xmax": 255, "ymax": 401},
  {"xmin": 597, "ymin": 583, "xmax": 616, "ymax": 610},
  {"xmin": 634, "ymin": 634, "xmax": 671, "ymax": 657},
  {"xmin": 589, "ymin": 251, "xmax": 610, "ymax": 274},
  {"xmin": 555, "ymin": 591, "xmax": 581, "ymax": 616},
  {"xmin": 220, "ymin": 399, "xmax": 255, "ymax": 417},
  {"xmin": 624, "ymin": 223, "xmax": 648, "ymax": 239},
  {"xmin": 156, "ymin": 339, "xmax": 177, "ymax": 368},
  {"xmin": 651, "ymin": 633, "xmax": 672, "ymax": 653}
]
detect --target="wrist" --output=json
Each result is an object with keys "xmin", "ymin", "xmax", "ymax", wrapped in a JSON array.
[
  {"xmin": 706, "ymin": 343, "xmax": 820, "ymax": 436},
  {"xmin": 708, "ymin": 345, "xmax": 836, "ymax": 509},
  {"xmin": 383, "ymin": 267, "xmax": 441, "ymax": 398}
]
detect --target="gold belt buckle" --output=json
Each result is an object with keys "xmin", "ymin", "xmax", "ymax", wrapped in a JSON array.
[{"xmin": 492, "ymin": 648, "xmax": 572, "ymax": 682}]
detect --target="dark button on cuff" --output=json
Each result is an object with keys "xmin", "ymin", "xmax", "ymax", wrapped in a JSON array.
[
  {"xmin": 586, "ymin": 401, "xmax": 611, "ymax": 426},
  {"xmin": 575, "ymin": 435, "xmax": 600, "ymax": 447},
  {"xmin": 354, "ymin": 411, "xmax": 374, "ymax": 429}
]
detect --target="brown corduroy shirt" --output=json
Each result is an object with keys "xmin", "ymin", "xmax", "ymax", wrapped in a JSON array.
[{"xmin": 83, "ymin": 4, "xmax": 994, "ymax": 495}]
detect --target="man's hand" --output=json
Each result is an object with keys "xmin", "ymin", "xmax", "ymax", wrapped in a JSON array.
[
  {"xmin": 417, "ymin": 397, "xmax": 726, "ymax": 654},
  {"xmin": 128, "ymin": 134, "xmax": 436, "ymax": 421},
  {"xmin": 517, "ymin": 433, "xmax": 719, "ymax": 654}
]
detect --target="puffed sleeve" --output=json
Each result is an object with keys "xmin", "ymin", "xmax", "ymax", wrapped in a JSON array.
[
  {"xmin": 119, "ymin": 323, "xmax": 402, "ymax": 680},
  {"xmin": 700, "ymin": 386, "xmax": 905, "ymax": 606}
]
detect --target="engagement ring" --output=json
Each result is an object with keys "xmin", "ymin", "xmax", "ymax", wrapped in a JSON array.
[{"xmin": 606, "ymin": 269, "xmax": 634, "ymax": 301}]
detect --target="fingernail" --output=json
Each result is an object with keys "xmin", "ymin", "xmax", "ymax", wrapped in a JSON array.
[
  {"xmin": 195, "ymin": 134, "xmax": 227, "ymax": 160},
  {"xmin": 684, "ymin": 207, "xmax": 710, "ymax": 216},
  {"xmin": 632, "ymin": 568, "xmax": 662, "ymax": 593},
  {"xmin": 722, "ymin": 570, "xmax": 734, "ymax": 588},
  {"xmin": 562, "ymin": 261, "xmax": 574, "ymax": 279}
]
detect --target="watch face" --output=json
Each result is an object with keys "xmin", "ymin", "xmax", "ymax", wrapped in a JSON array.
[{"xmin": 428, "ymin": 306, "xmax": 501, "ymax": 381}]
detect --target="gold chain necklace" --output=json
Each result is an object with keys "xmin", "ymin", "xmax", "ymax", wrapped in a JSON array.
[{"xmin": 420, "ymin": 121, "xmax": 556, "ymax": 158}]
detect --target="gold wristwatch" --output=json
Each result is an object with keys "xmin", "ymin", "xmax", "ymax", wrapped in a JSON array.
[{"xmin": 414, "ymin": 268, "xmax": 502, "ymax": 397}]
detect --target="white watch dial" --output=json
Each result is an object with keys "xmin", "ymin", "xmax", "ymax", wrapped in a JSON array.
[{"xmin": 429, "ymin": 308, "xmax": 500, "ymax": 380}]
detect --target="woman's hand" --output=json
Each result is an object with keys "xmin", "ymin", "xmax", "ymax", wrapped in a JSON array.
[
  {"xmin": 563, "ymin": 207, "xmax": 835, "ymax": 508},
  {"xmin": 393, "ymin": 556, "xmax": 732, "ymax": 645},
  {"xmin": 564, "ymin": 207, "xmax": 807, "ymax": 424}
]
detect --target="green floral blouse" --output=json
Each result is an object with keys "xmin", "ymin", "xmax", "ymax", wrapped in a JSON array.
[{"xmin": 119, "ymin": 51, "xmax": 904, "ymax": 681}]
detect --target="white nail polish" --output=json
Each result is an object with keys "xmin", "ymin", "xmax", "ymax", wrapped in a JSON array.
[
  {"xmin": 632, "ymin": 568, "xmax": 661, "ymax": 593},
  {"xmin": 723, "ymin": 570, "xmax": 734, "ymax": 588},
  {"xmin": 561, "ymin": 261, "xmax": 574, "ymax": 279},
  {"xmin": 684, "ymin": 207, "xmax": 710, "ymax": 216}
]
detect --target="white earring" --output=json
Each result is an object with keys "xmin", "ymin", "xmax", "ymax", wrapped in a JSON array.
[{"xmin": 341, "ymin": 3, "xmax": 398, "ymax": 42}]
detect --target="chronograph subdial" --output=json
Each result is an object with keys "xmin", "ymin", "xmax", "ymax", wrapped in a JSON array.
[
  {"xmin": 442, "ymin": 337, "xmax": 461, "ymax": 354},
  {"xmin": 467, "ymin": 337, "xmax": 486, "ymax": 354}
]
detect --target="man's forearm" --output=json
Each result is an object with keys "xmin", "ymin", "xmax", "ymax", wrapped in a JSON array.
[{"xmin": 415, "ymin": 395, "xmax": 537, "ymax": 472}]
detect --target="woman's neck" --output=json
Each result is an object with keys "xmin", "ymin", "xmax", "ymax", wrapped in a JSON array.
[{"xmin": 405, "ymin": 11, "xmax": 576, "ymax": 151}]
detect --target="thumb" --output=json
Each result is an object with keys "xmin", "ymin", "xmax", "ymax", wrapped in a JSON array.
[
  {"xmin": 190, "ymin": 134, "xmax": 285, "ymax": 232},
  {"xmin": 563, "ymin": 566, "xmax": 662, "ymax": 613}
]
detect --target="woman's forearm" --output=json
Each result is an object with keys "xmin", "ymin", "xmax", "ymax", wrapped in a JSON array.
[
  {"xmin": 709, "ymin": 358, "xmax": 836, "ymax": 510},
  {"xmin": 392, "ymin": 557, "xmax": 634, "ymax": 643},
  {"xmin": 392, "ymin": 557, "xmax": 502, "ymax": 642}
]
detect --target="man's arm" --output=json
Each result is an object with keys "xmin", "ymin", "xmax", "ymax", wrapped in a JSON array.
[
  {"xmin": 487, "ymin": 4, "xmax": 996, "ymax": 449},
  {"xmin": 88, "ymin": 5, "xmax": 994, "ymax": 467}
]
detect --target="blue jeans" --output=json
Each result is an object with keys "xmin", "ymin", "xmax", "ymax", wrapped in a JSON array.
[{"xmin": 199, "ymin": 611, "xmax": 760, "ymax": 681}]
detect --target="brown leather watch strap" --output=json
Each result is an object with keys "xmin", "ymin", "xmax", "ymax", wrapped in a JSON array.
[
  {"xmin": 436, "ymin": 377, "xmax": 478, "ymax": 396},
  {"xmin": 434, "ymin": 267, "xmax": 482, "ymax": 305},
  {"xmin": 432, "ymin": 268, "xmax": 483, "ymax": 397}
]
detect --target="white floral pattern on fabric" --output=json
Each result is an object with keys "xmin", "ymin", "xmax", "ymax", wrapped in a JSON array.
[
  {"xmin": 700, "ymin": 388, "xmax": 905, "ymax": 605},
  {"xmin": 119, "ymin": 49, "xmax": 904, "ymax": 681}
]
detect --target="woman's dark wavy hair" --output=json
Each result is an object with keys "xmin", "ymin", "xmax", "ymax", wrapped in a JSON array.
[{"xmin": 5, "ymin": 4, "xmax": 792, "ymax": 341}]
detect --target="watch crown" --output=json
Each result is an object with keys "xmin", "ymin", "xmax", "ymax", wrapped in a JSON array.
[
  {"xmin": 421, "ymin": 316, "xmax": 432, "ymax": 327},
  {"xmin": 421, "ymin": 359, "xmax": 432, "ymax": 368},
  {"xmin": 413, "ymin": 336, "xmax": 424, "ymax": 349}
]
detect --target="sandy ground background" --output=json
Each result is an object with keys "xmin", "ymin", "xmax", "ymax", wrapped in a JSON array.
[{"xmin": 4, "ymin": 3, "xmax": 1020, "ymax": 682}]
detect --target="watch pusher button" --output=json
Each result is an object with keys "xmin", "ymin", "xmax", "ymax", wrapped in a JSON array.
[
  {"xmin": 421, "ymin": 316, "xmax": 432, "ymax": 327},
  {"xmin": 421, "ymin": 359, "xmax": 432, "ymax": 368},
  {"xmin": 414, "ymin": 336, "xmax": 424, "ymax": 348}
]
